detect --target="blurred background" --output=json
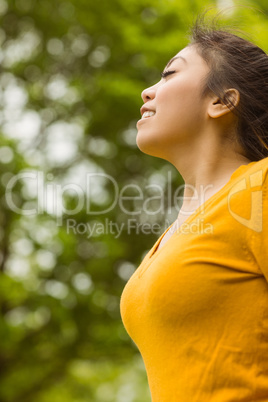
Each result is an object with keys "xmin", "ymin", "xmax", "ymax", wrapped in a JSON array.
[{"xmin": 0, "ymin": 0, "xmax": 267, "ymax": 401}]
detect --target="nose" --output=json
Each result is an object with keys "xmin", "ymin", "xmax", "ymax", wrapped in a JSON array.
[{"xmin": 141, "ymin": 84, "xmax": 156, "ymax": 103}]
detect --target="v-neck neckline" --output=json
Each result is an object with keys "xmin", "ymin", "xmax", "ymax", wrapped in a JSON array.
[{"xmin": 147, "ymin": 160, "xmax": 258, "ymax": 261}]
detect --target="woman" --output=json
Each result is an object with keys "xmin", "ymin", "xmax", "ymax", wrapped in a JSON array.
[{"xmin": 120, "ymin": 16, "xmax": 268, "ymax": 401}]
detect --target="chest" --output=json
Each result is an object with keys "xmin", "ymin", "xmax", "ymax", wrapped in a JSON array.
[{"xmin": 120, "ymin": 208, "xmax": 262, "ymax": 339}]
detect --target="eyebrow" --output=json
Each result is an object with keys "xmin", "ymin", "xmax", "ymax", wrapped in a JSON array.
[{"xmin": 166, "ymin": 56, "xmax": 187, "ymax": 68}]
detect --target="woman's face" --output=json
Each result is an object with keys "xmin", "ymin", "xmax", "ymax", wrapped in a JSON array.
[{"xmin": 136, "ymin": 45, "xmax": 212, "ymax": 160}]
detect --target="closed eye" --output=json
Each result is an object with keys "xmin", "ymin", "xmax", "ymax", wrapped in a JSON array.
[{"xmin": 160, "ymin": 70, "xmax": 176, "ymax": 79}]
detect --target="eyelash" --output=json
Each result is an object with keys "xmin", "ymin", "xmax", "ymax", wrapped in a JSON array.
[{"xmin": 160, "ymin": 70, "xmax": 176, "ymax": 78}]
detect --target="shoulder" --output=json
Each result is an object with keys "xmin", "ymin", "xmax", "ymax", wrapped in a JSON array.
[
  {"xmin": 245, "ymin": 157, "xmax": 268, "ymax": 185},
  {"xmin": 244, "ymin": 157, "xmax": 268, "ymax": 279},
  {"xmin": 229, "ymin": 157, "xmax": 268, "ymax": 190},
  {"xmin": 226, "ymin": 158, "xmax": 268, "ymax": 234}
]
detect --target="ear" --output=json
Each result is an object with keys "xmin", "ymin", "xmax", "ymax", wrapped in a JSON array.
[{"xmin": 208, "ymin": 88, "xmax": 240, "ymax": 119}]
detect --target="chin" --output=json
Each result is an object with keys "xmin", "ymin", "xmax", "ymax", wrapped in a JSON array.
[
  {"xmin": 136, "ymin": 135, "xmax": 168, "ymax": 160},
  {"xmin": 136, "ymin": 133, "xmax": 154, "ymax": 154}
]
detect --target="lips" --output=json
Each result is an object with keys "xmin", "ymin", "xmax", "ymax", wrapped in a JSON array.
[
  {"xmin": 142, "ymin": 111, "xmax": 155, "ymax": 119},
  {"xmin": 140, "ymin": 105, "xmax": 156, "ymax": 119}
]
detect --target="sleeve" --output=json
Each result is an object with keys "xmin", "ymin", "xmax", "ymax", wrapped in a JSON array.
[{"xmin": 248, "ymin": 161, "xmax": 268, "ymax": 282}]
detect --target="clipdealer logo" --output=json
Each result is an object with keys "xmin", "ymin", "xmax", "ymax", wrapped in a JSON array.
[
  {"xmin": 227, "ymin": 169, "xmax": 263, "ymax": 232},
  {"xmin": 3, "ymin": 170, "xmax": 191, "ymax": 222},
  {"xmin": 4, "ymin": 168, "xmax": 265, "ymax": 233}
]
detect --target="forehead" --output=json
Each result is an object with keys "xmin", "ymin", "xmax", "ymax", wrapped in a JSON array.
[{"xmin": 166, "ymin": 45, "xmax": 209, "ymax": 71}]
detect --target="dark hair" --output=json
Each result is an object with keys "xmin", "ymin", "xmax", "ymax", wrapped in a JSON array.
[{"xmin": 189, "ymin": 16, "xmax": 268, "ymax": 161}]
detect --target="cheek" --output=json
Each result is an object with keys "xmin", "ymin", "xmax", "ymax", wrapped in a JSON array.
[
  {"xmin": 157, "ymin": 100, "xmax": 199, "ymax": 132},
  {"xmin": 136, "ymin": 84, "xmax": 206, "ymax": 157},
  {"xmin": 159, "ymin": 85, "xmax": 206, "ymax": 126}
]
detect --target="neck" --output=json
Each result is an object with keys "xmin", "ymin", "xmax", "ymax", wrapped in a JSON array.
[{"xmin": 168, "ymin": 129, "xmax": 251, "ymax": 214}]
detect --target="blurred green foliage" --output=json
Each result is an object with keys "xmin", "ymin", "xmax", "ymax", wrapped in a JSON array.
[{"xmin": 0, "ymin": 0, "xmax": 267, "ymax": 401}]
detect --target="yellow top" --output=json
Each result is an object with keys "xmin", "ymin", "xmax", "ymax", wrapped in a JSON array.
[{"xmin": 120, "ymin": 157, "xmax": 268, "ymax": 402}]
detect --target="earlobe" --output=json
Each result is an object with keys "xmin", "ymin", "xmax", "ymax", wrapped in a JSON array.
[{"xmin": 208, "ymin": 88, "xmax": 240, "ymax": 118}]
